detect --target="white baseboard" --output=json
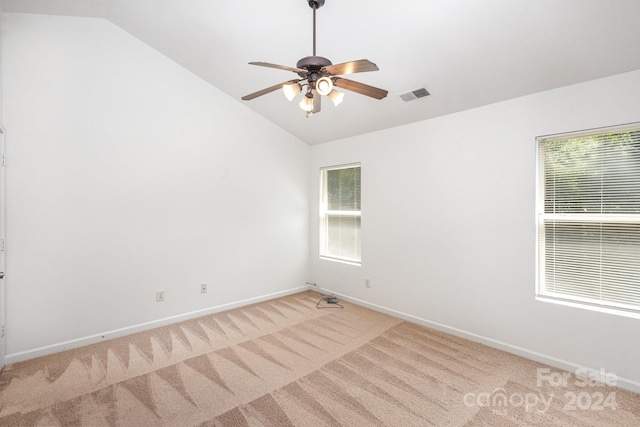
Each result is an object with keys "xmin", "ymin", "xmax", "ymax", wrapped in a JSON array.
[
  {"xmin": 4, "ymin": 286, "xmax": 308, "ymax": 365},
  {"xmin": 317, "ymin": 286, "xmax": 640, "ymax": 395}
]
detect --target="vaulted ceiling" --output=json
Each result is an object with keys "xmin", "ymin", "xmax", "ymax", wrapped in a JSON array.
[{"xmin": 3, "ymin": 0, "xmax": 640, "ymax": 144}]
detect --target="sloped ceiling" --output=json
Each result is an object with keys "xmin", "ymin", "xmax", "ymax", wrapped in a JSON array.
[{"xmin": 3, "ymin": 0, "xmax": 640, "ymax": 144}]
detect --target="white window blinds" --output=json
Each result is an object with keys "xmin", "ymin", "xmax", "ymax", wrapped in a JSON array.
[{"xmin": 537, "ymin": 123, "xmax": 640, "ymax": 314}]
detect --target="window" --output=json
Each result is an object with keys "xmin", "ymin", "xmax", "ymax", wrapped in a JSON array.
[
  {"xmin": 536, "ymin": 123, "xmax": 640, "ymax": 315},
  {"xmin": 320, "ymin": 164, "xmax": 361, "ymax": 264}
]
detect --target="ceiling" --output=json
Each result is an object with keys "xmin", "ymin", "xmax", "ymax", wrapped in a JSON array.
[{"xmin": 3, "ymin": 0, "xmax": 640, "ymax": 145}]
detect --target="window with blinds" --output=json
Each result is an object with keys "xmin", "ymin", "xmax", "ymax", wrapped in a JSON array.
[
  {"xmin": 536, "ymin": 123, "xmax": 640, "ymax": 315},
  {"xmin": 320, "ymin": 164, "xmax": 361, "ymax": 264}
]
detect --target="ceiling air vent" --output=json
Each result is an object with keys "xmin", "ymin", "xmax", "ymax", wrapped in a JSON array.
[{"xmin": 400, "ymin": 87, "xmax": 430, "ymax": 102}]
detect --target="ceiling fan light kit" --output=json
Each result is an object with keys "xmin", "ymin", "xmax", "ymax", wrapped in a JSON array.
[
  {"xmin": 242, "ymin": 0, "xmax": 388, "ymax": 117},
  {"xmin": 315, "ymin": 76, "xmax": 333, "ymax": 96},
  {"xmin": 327, "ymin": 89, "xmax": 345, "ymax": 106},
  {"xmin": 299, "ymin": 94, "xmax": 314, "ymax": 112},
  {"xmin": 283, "ymin": 82, "xmax": 302, "ymax": 101}
]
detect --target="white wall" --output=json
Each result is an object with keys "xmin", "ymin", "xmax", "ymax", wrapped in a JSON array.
[
  {"xmin": 310, "ymin": 70, "xmax": 640, "ymax": 389},
  {"xmin": 2, "ymin": 13, "xmax": 310, "ymax": 359}
]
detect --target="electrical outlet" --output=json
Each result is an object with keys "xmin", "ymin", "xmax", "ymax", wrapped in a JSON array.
[
  {"xmin": 156, "ymin": 290, "xmax": 165, "ymax": 302},
  {"xmin": 201, "ymin": 283, "xmax": 207, "ymax": 293},
  {"xmin": 365, "ymin": 278, "xmax": 371, "ymax": 288}
]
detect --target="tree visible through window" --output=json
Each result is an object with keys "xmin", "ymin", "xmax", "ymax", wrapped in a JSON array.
[
  {"xmin": 320, "ymin": 164, "xmax": 361, "ymax": 264},
  {"xmin": 537, "ymin": 123, "xmax": 640, "ymax": 314}
]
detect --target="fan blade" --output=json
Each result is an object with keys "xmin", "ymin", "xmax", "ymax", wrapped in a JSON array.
[
  {"xmin": 242, "ymin": 80, "xmax": 300, "ymax": 101},
  {"xmin": 323, "ymin": 59, "xmax": 379, "ymax": 76},
  {"xmin": 249, "ymin": 62, "xmax": 306, "ymax": 74},
  {"xmin": 333, "ymin": 78, "xmax": 388, "ymax": 100}
]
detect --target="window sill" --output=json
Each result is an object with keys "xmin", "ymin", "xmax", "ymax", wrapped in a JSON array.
[
  {"xmin": 319, "ymin": 256, "xmax": 361, "ymax": 267},
  {"xmin": 536, "ymin": 295, "xmax": 640, "ymax": 320}
]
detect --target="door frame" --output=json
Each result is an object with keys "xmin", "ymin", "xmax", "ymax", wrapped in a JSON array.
[{"xmin": 0, "ymin": 124, "xmax": 6, "ymax": 369}]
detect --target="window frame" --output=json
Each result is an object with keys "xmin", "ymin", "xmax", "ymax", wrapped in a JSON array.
[
  {"xmin": 319, "ymin": 163, "xmax": 362, "ymax": 265},
  {"xmin": 535, "ymin": 122, "xmax": 640, "ymax": 318}
]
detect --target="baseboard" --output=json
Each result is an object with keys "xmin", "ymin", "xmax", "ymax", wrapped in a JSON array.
[
  {"xmin": 4, "ymin": 286, "xmax": 308, "ymax": 365},
  {"xmin": 317, "ymin": 286, "xmax": 640, "ymax": 395}
]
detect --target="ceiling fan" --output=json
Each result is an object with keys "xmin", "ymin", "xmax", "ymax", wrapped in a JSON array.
[{"xmin": 241, "ymin": 0, "xmax": 388, "ymax": 117}]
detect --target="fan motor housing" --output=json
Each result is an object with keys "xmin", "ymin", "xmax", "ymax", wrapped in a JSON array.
[{"xmin": 296, "ymin": 56, "xmax": 332, "ymax": 73}]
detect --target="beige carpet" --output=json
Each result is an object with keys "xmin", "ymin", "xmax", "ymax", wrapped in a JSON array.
[{"xmin": 0, "ymin": 291, "xmax": 638, "ymax": 426}]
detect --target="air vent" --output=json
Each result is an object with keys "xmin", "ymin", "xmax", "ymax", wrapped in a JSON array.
[{"xmin": 400, "ymin": 87, "xmax": 430, "ymax": 102}]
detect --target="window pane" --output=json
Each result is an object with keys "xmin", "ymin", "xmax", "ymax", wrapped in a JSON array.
[
  {"xmin": 321, "ymin": 164, "xmax": 361, "ymax": 264},
  {"xmin": 602, "ymin": 133, "xmax": 640, "ymax": 213},
  {"xmin": 327, "ymin": 215, "xmax": 361, "ymax": 261},
  {"xmin": 327, "ymin": 167, "xmax": 361, "ymax": 211},
  {"xmin": 538, "ymin": 123, "xmax": 640, "ymax": 314},
  {"xmin": 543, "ymin": 220, "xmax": 640, "ymax": 308},
  {"xmin": 544, "ymin": 130, "xmax": 640, "ymax": 214}
]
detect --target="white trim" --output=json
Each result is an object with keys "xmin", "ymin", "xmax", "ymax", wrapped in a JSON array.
[
  {"xmin": 312, "ymin": 285, "xmax": 640, "ymax": 395},
  {"xmin": 536, "ymin": 294, "xmax": 640, "ymax": 320},
  {"xmin": 324, "ymin": 210, "xmax": 361, "ymax": 217},
  {"xmin": 319, "ymin": 256, "xmax": 361, "ymax": 266},
  {"xmin": 320, "ymin": 162, "xmax": 361, "ymax": 172},
  {"xmin": 0, "ymin": 123, "xmax": 5, "ymax": 370},
  {"xmin": 536, "ymin": 121, "xmax": 640, "ymax": 142},
  {"xmin": 4, "ymin": 286, "xmax": 307, "ymax": 365},
  {"xmin": 540, "ymin": 213, "xmax": 640, "ymax": 223}
]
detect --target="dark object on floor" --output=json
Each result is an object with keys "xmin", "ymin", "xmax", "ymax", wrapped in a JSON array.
[{"xmin": 316, "ymin": 294, "xmax": 343, "ymax": 309}]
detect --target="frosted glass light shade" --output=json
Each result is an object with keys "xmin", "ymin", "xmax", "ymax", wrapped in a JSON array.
[
  {"xmin": 328, "ymin": 90, "xmax": 345, "ymax": 106},
  {"xmin": 299, "ymin": 95, "xmax": 314, "ymax": 111},
  {"xmin": 283, "ymin": 82, "xmax": 302, "ymax": 101},
  {"xmin": 315, "ymin": 77, "xmax": 333, "ymax": 96}
]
